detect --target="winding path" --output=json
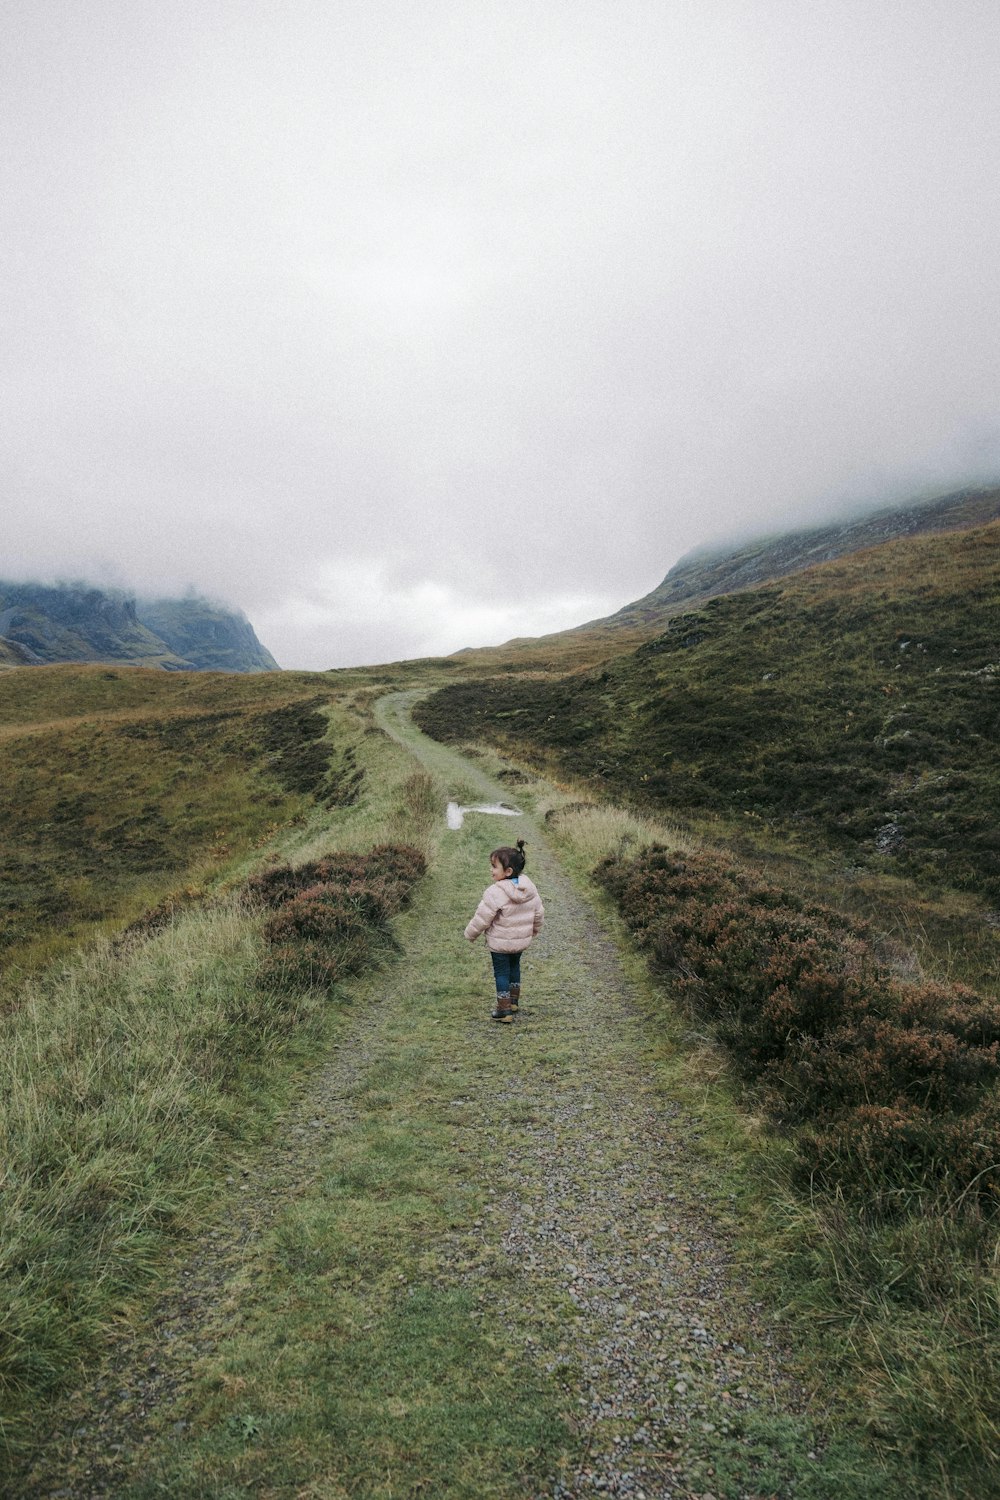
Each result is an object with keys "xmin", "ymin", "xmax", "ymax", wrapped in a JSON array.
[
  {"xmin": 374, "ymin": 692, "xmax": 817, "ymax": 1499},
  {"xmin": 20, "ymin": 692, "xmax": 824, "ymax": 1499}
]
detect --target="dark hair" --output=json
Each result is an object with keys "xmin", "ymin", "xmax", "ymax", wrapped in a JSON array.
[{"xmin": 490, "ymin": 839, "xmax": 527, "ymax": 876}]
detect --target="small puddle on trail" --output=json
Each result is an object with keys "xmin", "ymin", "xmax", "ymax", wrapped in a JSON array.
[{"xmin": 446, "ymin": 801, "xmax": 523, "ymax": 830}]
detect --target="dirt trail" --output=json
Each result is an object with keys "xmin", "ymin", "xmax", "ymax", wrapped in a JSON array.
[
  {"xmin": 20, "ymin": 693, "xmax": 824, "ymax": 1499},
  {"xmin": 375, "ymin": 693, "xmax": 819, "ymax": 1499}
]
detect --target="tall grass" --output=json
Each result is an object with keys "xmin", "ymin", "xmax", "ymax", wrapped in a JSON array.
[
  {"xmin": 0, "ymin": 700, "xmax": 442, "ymax": 1469},
  {"xmin": 0, "ymin": 902, "xmax": 284, "ymax": 1440},
  {"xmin": 543, "ymin": 800, "xmax": 692, "ymax": 871}
]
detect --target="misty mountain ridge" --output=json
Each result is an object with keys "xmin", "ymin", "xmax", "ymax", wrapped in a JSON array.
[
  {"xmin": 602, "ymin": 483, "xmax": 1000, "ymax": 631},
  {"xmin": 446, "ymin": 483, "xmax": 1000, "ymax": 674},
  {"xmin": 0, "ymin": 580, "xmax": 279, "ymax": 672}
]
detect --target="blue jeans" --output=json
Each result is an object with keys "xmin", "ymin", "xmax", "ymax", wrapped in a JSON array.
[{"xmin": 490, "ymin": 950, "xmax": 522, "ymax": 997}]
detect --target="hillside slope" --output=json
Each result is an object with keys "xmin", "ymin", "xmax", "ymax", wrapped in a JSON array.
[
  {"xmin": 0, "ymin": 665, "xmax": 359, "ymax": 971},
  {"xmin": 418, "ymin": 519, "xmax": 1000, "ymax": 905},
  {"xmin": 452, "ymin": 484, "xmax": 1000, "ymax": 675},
  {"xmin": 603, "ymin": 483, "xmax": 1000, "ymax": 629}
]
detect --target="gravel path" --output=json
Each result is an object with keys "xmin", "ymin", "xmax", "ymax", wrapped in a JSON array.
[
  {"xmin": 460, "ymin": 862, "xmax": 814, "ymax": 1499},
  {"xmin": 19, "ymin": 695, "xmax": 823, "ymax": 1498},
  {"xmin": 378, "ymin": 694, "xmax": 820, "ymax": 1498}
]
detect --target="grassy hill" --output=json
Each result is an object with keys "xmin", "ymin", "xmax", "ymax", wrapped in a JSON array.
[
  {"xmin": 450, "ymin": 483, "xmax": 1000, "ymax": 675},
  {"xmin": 0, "ymin": 665, "xmax": 362, "ymax": 976},
  {"xmin": 417, "ymin": 520, "xmax": 1000, "ymax": 914},
  {"xmin": 601, "ymin": 482, "xmax": 1000, "ymax": 630}
]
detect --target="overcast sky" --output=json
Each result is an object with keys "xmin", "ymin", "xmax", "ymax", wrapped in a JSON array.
[{"xmin": 2, "ymin": 1, "xmax": 999, "ymax": 668}]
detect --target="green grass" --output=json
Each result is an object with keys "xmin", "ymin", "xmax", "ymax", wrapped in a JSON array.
[
  {"xmin": 120, "ymin": 1010, "xmax": 573, "ymax": 1499},
  {"xmin": 415, "ymin": 521, "xmax": 1000, "ymax": 912},
  {"xmin": 0, "ymin": 666, "xmax": 369, "ymax": 976},
  {"xmin": 0, "ymin": 691, "xmax": 436, "ymax": 1474}
]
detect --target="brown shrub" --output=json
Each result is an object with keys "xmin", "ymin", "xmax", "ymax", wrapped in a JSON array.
[
  {"xmin": 597, "ymin": 842, "xmax": 1000, "ymax": 1214},
  {"xmin": 263, "ymin": 889, "xmax": 373, "ymax": 950},
  {"xmin": 246, "ymin": 844, "xmax": 425, "ymax": 914},
  {"xmin": 769, "ymin": 1020, "xmax": 998, "ymax": 1124},
  {"xmin": 798, "ymin": 1097, "xmax": 1000, "ymax": 1211},
  {"xmin": 258, "ymin": 940, "xmax": 353, "ymax": 994},
  {"xmin": 797, "ymin": 1103, "xmax": 942, "ymax": 1198},
  {"xmin": 252, "ymin": 843, "xmax": 427, "ymax": 1000}
]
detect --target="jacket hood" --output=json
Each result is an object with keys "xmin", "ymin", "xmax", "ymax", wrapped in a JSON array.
[{"xmin": 499, "ymin": 876, "xmax": 538, "ymax": 903}]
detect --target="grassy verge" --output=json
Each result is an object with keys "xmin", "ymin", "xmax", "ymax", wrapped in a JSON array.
[
  {"xmin": 0, "ymin": 697, "xmax": 435, "ymax": 1473},
  {"xmin": 61, "ymin": 732, "xmax": 577, "ymax": 1498}
]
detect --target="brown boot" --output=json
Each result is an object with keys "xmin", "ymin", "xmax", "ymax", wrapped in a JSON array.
[
  {"xmin": 509, "ymin": 984, "xmax": 521, "ymax": 1013},
  {"xmin": 491, "ymin": 993, "xmax": 514, "ymax": 1024}
]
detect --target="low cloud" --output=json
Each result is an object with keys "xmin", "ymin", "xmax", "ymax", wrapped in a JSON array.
[
  {"xmin": 2, "ymin": 1, "xmax": 998, "ymax": 667},
  {"xmin": 256, "ymin": 560, "xmax": 621, "ymax": 670}
]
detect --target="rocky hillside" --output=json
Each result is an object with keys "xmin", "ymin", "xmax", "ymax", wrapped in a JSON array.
[
  {"xmin": 0, "ymin": 582, "xmax": 278, "ymax": 672},
  {"xmin": 136, "ymin": 597, "xmax": 279, "ymax": 673},
  {"xmin": 600, "ymin": 484, "xmax": 1000, "ymax": 631}
]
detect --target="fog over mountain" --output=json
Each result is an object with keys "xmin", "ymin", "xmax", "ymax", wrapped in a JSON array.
[
  {"xmin": 3, "ymin": 1, "xmax": 999, "ymax": 668},
  {"xmin": 0, "ymin": 580, "xmax": 279, "ymax": 671}
]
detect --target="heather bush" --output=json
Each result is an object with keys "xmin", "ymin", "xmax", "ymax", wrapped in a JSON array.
[
  {"xmin": 597, "ymin": 843, "xmax": 1000, "ymax": 1214},
  {"xmin": 258, "ymin": 940, "xmax": 353, "ymax": 995},
  {"xmin": 895, "ymin": 980, "xmax": 1000, "ymax": 1047},
  {"xmin": 770, "ymin": 1019, "xmax": 998, "ymax": 1123},
  {"xmin": 245, "ymin": 854, "xmax": 360, "ymax": 909},
  {"xmin": 263, "ymin": 889, "xmax": 374, "ymax": 951},
  {"xmin": 796, "ymin": 1103, "xmax": 946, "ymax": 1199},
  {"xmin": 247, "ymin": 844, "xmax": 425, "ymax": 916},
  {"xmin": 796, "ymin": 1096, "xmax": 1000, "ymax": 1211},
  {"xmin": 254, "ymin": 844, "xmax": 427, "ymax": 998}
]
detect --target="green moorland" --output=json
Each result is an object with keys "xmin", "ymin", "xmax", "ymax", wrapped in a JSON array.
[
  {"xmin": 417, "ymin": 519, "xmax": 1000, "ymax": 942},
  {"xmin": 4, "ymin": 509, "xmax": 1000, "ymax": 1496},
  {"xmin": 0, "ymin": 664, "xmax": 369, "ymax": 977}
]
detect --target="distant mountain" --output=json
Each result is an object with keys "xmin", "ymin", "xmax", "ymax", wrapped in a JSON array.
[
  {"xmin": 136, "ymin": 597, "xmax": 279, "ymax": 672},
  {"xmin": 0, "ymin": 581, "xmax": 279, "ymax": 672},
  {"xmin": 448, "ymin": 484, "xmax": 1000, "ymax": 675},
  {"xmin": 602, "ymin": 484, "xmax": 1000, "ymax": 631}
]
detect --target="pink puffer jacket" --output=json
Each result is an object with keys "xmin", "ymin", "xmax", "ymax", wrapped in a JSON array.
[{"xmin": 464, "ymin": 876, "xmax": 545, "ymax": 952}]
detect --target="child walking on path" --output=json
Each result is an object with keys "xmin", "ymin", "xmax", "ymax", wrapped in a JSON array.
[{"xmin": 464, "ymin": 839, "xmax": 545, "ymax": 1024}]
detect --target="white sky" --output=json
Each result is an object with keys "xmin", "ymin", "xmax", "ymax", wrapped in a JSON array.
[{"xmin": 2, "ymin": 0, "xmax": 999, "ymax": 668}]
